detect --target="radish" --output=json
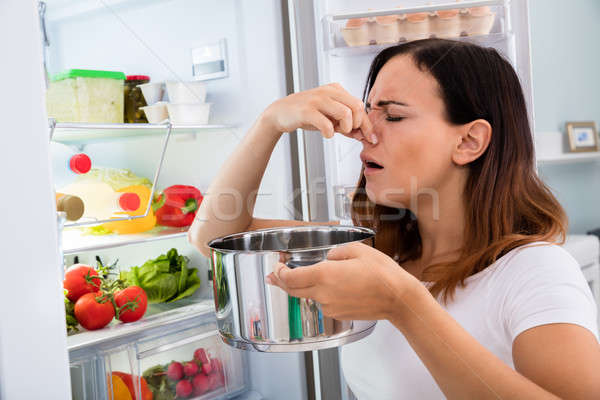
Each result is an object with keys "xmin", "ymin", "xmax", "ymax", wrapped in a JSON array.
[
  {"xmin": 193, "ymin": 348, "xmax": 210, "ymax": 365},
  {"xmin": 192, "ymin": 374, "xmax": 210, "ymax": 396},
  {"xmin": 167, "ymin": 362, "xmax": 184, "ymax": 381},
  {"xmin": 201, "ymin": 361, "xmax": 212, "ymax": 375},
  {"xmin": 175, "ymin": 380, "xmax": 193, "ymax": 398},
  {"xmin": 183, "ymin": 361, "xmax": 198, "ymax": 377}
]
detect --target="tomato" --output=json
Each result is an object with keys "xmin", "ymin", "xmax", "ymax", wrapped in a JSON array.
[
  {"xmin": 63, "ymin": 264, "xmax": 101, "ymax": 302},
  {"xmin": 74, "ymin": 292, "xmax": 115, "ymax": 330},
  {"xmin": 114, "ymin": 286, "xmax": 148, "ymax": 323}
]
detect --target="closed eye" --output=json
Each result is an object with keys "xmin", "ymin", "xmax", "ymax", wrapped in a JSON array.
[{"xmin": 386, "ymin": 116, "xmax": 405, "ymax": 122}]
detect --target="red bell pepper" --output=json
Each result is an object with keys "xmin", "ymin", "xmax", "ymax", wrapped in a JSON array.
[{"xmin": 153, "ymin": 185, "xmax": 203, "ymax": 227}]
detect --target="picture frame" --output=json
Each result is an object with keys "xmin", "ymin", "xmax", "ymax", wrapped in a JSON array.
[{"xmin": 566, "ymin": 121, "xmax": 599, "ymax": 152}]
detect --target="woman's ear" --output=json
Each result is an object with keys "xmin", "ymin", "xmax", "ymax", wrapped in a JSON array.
[{"xmin": 451, "ymin": 119, "xmax": 492, "ymax": 166}]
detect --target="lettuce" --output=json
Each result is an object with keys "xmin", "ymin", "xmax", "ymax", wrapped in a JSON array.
[{"xmin": 122, "ymin": 248, "xmax": 200, "ymax": 304}]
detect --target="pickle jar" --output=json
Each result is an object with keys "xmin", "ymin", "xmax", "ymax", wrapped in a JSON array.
[{"xmin": 124, "ymin": 75, "xmax": 150, "ymax": 123}]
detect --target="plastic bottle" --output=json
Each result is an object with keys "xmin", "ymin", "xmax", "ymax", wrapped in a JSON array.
[
  {"xmin": 58, "ymin": 181, "xmax": 140, "ymax": 221},
  {"xmin": 55, "ymin": 193, "xmax": 85, "ymax": 221},
  {"xmin": 50, "ymin": 142, "xmax": 92, "ymax": 188},
  {"xmin": 101, "ymin": 185, "xmax": 156, "ymax": 234}
]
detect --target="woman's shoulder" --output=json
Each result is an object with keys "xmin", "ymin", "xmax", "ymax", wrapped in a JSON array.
[{"xmin": 494, "ymin": 241, "xmax": 581, "ymax": 277}]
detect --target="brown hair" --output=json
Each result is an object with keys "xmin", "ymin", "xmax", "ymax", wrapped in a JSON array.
[{"xmin": 351, "ymin": 39, "xmax": 567, "ymax": 301}]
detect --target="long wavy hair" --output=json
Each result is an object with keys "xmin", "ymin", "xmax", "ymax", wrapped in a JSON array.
[{"xmin": 351, "ymin": 39, "xmax": 567, "ymax": 301}]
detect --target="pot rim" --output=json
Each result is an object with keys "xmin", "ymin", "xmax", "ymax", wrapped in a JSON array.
[{"xmin": 206, "ymin": 224, "xmax": 375, "ymax": 254}]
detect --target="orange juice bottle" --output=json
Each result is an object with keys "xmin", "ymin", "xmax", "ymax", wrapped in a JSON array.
[{"xmin": 101, "ymin": 185, "xmax": 156, "ymax": 234}]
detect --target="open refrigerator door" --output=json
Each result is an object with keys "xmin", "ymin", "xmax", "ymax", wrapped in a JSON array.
[{"xmin": 287, "ymin": 0, "xmax": 533, "ymax": 398}]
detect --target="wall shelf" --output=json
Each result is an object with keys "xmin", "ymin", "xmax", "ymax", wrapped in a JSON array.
[{"xmin": 537, "ymin": 152, "xmax": 600, "ymax": 165}]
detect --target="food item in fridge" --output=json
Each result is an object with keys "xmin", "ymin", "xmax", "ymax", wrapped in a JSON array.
[
  {"xmin": 374, "ymin": 15, "xmax": 399, "ymax": 44},
  {"xmin": 462, "ymin": 6, "xmax": 496, "ymax": 36},
  {"xmin": 114, "ymin": 286, "xmax": 148, "ymax": 323},
  {"xmin": 175, "ymin": 380, "xmax": 193, "ymax": 398},
  {"xmin": 167, "ymin": 362, "xmax": 184, "ymax": 381},
  {"xmin": 56, "ymin": 193, "xmax": 85, "ymax": 221},
  {"xmin": 63, "ymin": 264, "xmax": 102, "ymax": 302},
  {"xmin": 79, "ymin": 167, "xmax": 152, "ymax": 191},
  {"xmin": 341, "ymin": 17, "xmax": 370, "ymax": 47},
  {"xmin": 166, "ymin": 102, "xmax": 211, "ymax": 125},
  {"xmin": 405, "ymin": 12, "xmax": 430, "ymax": 41},
  {"xmin": 140, "ymin": 102, "xmax": 169, "ymax": 124},
  {"xmin": 101, "ymin": 185, "xmax": 157, "ymax": 234},
  {"xmin": 121, "ymin": 248, "xmax": 201, "ymax": 304},
  {"xmin": 124, "ymin": 75, "xmax": 150, "ymax": 123},
  {"xmin": 192, "ymin": 374, "xmax": 210, "ymax": 396},
  {"xmin": 46, "ymin": 69, "xmax": 126, "ymax": 123},
  {"xmin": 108, "ymin": 374, "xmax": 133, "ymax": 400},
  {"xmin": 431, "ymin": 8, "xmax": 461, "ymax": 38},
  {"xmin": 153, "ymin": 185, "xmax": 203, "ymax": 228},
  {"xmin": 166, "ymin": 81, "xmax": 207, "ymax": 103},
  {"xmin": 51, "ymin": 142, "xmax": 92, "ymax": 188},
  {"xmin": 111, "ymin": 372, "xmax": 153, "ymax": 400},
  {"xmin": 74, "ymin": 291, "xmax": 116, "ymax": 330},
  {"xmin": 183, "ymin": 362, "xmax": 198, "ymax": 377},
  {"xmin": 59, "ymin": 181, "xmax": 141, "ymax": 221},
  {"xmin": 64, "ymin": 290, "xmax": 79, "ymax": 334},
  {"xmin": 138, "ymin": 82, "xmax": 165, "ymax": 105},
  {"xmin": 193, "ymin": 348, "xmax": 209, "ymax": 365}
]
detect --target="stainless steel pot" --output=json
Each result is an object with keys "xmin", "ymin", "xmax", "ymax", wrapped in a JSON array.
[{"xmin": 207, "ymin": 225, "xmax": 377, "ymax": 352}]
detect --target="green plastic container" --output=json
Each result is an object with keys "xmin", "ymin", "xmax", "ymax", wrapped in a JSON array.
[{"xmin": 46, "ymin": 69, "xmax": 126, "ymax": 123}]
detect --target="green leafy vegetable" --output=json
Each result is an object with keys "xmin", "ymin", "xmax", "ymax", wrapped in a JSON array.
[{"xmin": 121, "ymin": 248, "xmax": 200, "ymax": 304}]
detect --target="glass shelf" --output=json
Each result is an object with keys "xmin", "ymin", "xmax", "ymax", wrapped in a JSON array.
[
  {"xmin": 62, "ymin": 225, "xmax": 189, "ymax": 255},
  {"xmin": 67, "ymin": 299, "xmax": 214, "ymax": 352},
  {"xmin": 51, "ymin": 122, "xmax": 236, "ymax": 145},
  {"xmin": 537, "ymin": 152, "xmax": 600, "ymax": 166}
]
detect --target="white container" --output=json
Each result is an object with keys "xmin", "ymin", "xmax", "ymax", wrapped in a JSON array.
[
  {"xmin": 341, "ymin": 18, "xmax": 370, "ymax": 47},
  {"xmin": 462, "ymin": 7, "xmax": 496, "ymax": 36},
  {"xmin": 374, "ymin": 15, "xmax": 400, "ymax": 44},
  {"xmin": 405, "ymin": 13, "xmax": 430, "ymax": 41},
  {"xmin": 166, "ymin": 81, "xmax": 207, "ymax": 103},
  {"xmin": 431, "ymin": 10, "xmax": 461, "ymax": 38},
  {"xmin": 167, "ymin": 102, "xmax": 211, "ymax": 125},
  {"xmin": 137, "ymin": 81, "xmax": 164, "ymax": 105},
  {"xmin": 140, "ymin": 101, "xmax": 169, "ymax": 124}
]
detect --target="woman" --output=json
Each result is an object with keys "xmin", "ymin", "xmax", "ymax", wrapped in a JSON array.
[{"xmin": 189, "ymin": 39, "xmax": 600, "ymax": 399}]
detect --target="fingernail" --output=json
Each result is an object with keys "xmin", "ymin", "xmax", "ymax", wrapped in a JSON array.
[
  {"xmin": 371, "ymin": 134, "xmax": 378, "ymax": 144},
  {"xmin": 265, "ymin": 275, "xmax": 274, "ymax": 285}
]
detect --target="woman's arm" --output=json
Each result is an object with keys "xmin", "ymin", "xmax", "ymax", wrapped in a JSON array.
[
  {"xmin": 267, "ymin": 242, "xmax": 600, "ymax": 399},
  {"xmin": 188, "ymin": 83, "xmax": 374, "ymax": 256}
]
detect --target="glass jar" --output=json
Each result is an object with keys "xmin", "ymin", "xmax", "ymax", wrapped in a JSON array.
[{"xmin": 124, "ymin": 75, "xmax": 150, "ymax": 123}]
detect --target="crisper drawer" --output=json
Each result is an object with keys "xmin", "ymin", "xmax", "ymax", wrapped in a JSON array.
[{"xmin": 70, "ymin": 324, "xmax": 247, "ymax": 400}]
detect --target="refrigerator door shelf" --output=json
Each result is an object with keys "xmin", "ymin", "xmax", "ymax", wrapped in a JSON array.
[{"xmin": 322, "ymin": 0, "xmax": 507, "ymax": 54}]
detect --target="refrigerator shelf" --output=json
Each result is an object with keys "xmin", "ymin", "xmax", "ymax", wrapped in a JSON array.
[
  {"xmin": 51, "ymin": 122, "xmax": 236, "ymax": 146},
  {"xmin": 328, "ymin": 32, "xmax": 510, "ymax": 57},
  {"xmin": 62, "ymin": 225, "xmax": 189, "ymax": 255},
  {"xmin": 68, "ymin": 299, "xmax": 214, "ymax": 353}
]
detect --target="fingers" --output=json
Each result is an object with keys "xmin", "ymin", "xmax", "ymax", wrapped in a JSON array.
[
  {"xmin": 326, "ymin": 241, "xmax": 367, "ymax": 261},
  {"xmin": 273, "ymin": 262, "xmax": 322, "ymax": 289},
  {"xmin": 265, "ymin": 272, "xmax": 315, "ymax": 299},
  {"xmin": 302, "ymin": 109, "xmax": 335, "ymax": 138},
  {"xmin": 325, "ymin": 84, "xmax": 376, "ymax": 144},
  {"xmin": 314, "ymin": 98, "xmax": 353, "ymax": 134}
]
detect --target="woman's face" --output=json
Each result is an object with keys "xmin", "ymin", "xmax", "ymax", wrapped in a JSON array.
[{"xmin": 362, "ymin": 55, "xmax": 463, "ymax": 211}]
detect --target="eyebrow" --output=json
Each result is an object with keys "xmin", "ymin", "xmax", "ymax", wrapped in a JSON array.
[{"xmin": 376, "ymin": 100, "xmax": 409, "ymax": 107}]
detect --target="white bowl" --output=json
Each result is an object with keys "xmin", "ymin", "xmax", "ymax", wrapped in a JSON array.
[
  {"xmin": 167, "ymin": 102, "xmax": 211, "ymax": 125},
  {"xmin": 140, "ymin": 101, "xmax": 169, "ymax": 124},
  {"xmin": 166, "ymin": 81, "xmax": 207, "ymax": 103},
  {"xmin": 137, "ymin": 82, "xmax": 164, "ymax": 105}
]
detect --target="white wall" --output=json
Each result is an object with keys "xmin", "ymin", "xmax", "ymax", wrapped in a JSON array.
[
  {"xmin": 46, "ymin": 0, "xmax": 296, "ymax": 219},
  {"xmin": 0, "ymin": 1, "xmax": 72, "ymax": 398}
]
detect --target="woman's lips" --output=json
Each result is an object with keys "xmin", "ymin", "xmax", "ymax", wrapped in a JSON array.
[{"xmin": 364, "ymin": 161, "xmax": 384, "ymax": 176}]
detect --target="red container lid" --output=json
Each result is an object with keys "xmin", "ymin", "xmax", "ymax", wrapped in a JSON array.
[
  {"xmin": 126, "ymin": 75, "xmax": 150, "ymax": 81},
  {"xmin": 119, "ymin": 192, "xmax": 141, "ymax": 212},
  {"xmin": 69, "ymin": 153, "xmax": 92, "ymax": 174}
]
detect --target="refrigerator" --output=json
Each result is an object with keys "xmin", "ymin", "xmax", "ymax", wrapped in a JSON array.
[{"xmin": 0, "ymin": 0, "xmax": 533, "ymax": 399}]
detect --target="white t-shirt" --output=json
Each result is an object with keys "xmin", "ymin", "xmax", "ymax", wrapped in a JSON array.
[{"xmin": 341, "ymin": 242, "xmax": 599, "ymax": 400}]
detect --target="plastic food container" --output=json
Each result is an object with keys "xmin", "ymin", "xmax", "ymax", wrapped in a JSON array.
[
  {"xmin": 431, "ymin": 9, "xmax": 461, "ymax": 38},
  {"xmin": 341, "ymin": 18, "xmax": 371, "ymax": 47},
  {"xmin": 124, "ymin": 75, "xmax": 149, "ymax": 123},
  {"xmin": 374, "ymin": 15, "xmax": 400, "ymax": 44},
  {"xmin": 46, "ymin": 69, "xmax": 126, "ymax": 123},
  {"xmin": 140, "ymin": 102, "xmax": 169, "ymax": 124},
  {"xmin": 166, "ymin": 81, "xmax": 207, "ymax": 103},
  {"xmin": 462, "ymin": 7, "xmax": 496, "ymax": 36},
  {"xmin": 138, "ymin": 81, "xmax": 164, "ymax": 105},
  {"xmin": 167, "ymin": 103, "xmax": 211, "ymax": 125}
]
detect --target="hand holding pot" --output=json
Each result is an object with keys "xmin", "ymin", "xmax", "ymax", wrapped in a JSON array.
[{"xmin": 266, "ymin": 241, "xmax": 421, "ymax": 321}]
